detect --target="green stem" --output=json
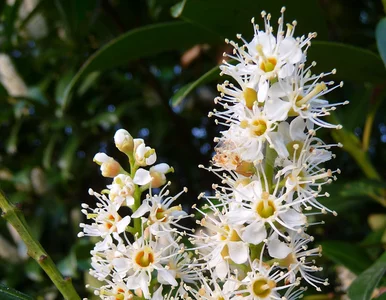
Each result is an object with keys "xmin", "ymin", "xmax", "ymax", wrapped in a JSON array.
[
  {"xmin": 0, "ymin": 190, "xmax": 80, "ymax": 300},
  {"xmin": 362, "ymin": 88, "xmax": 383, "ymax": 152},
  {"xmin": 331, "ymin": 125, "xmax": 381, "ymax": 181},
  {"xmin": 132, "ymin": 187, "xmax": 142, "ymax": 235},
  {"xmin": 264, "ymin": 144, "xmax": 277, "ymax": 192}
]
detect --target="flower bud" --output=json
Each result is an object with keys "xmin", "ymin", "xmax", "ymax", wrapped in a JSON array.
[
  {"xmin": 149, "ymin": 163, "xmax": 174, "ymax": 188},
  {"xmin": 93, "ymin": 153, "xmax": 121, "ymax": 178},
  {"xmin": 114, "ymin": 129, "xmax": 134, "ymax": 153},
  {"xmin": 134, "ymin": 139, "xmax": 157, "ymax": 166}
]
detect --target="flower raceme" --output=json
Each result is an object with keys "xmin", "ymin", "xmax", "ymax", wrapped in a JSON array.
[{"xmin": 79, "ymin": 8, "xmax": 346, "ymax": 299}]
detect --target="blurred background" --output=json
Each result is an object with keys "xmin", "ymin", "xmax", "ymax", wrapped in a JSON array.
[{"xmin": 0, "ymin": 0, "xmax": 385, "ymax": 299}]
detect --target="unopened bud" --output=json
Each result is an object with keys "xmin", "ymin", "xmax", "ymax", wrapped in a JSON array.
[
  {"xmin": 93, "ymin": 153, "xmax": 121, "ymax": 178},
  {"xmin": 114, "ymin": 129, "xmax": 134, "ymax": 153}
]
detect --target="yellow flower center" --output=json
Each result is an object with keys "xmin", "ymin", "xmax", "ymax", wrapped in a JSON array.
[
  {"xmin": 252, "ymin": 278, "xmax": 276, "ymax": 297},
  {"xmin": 134, "ymin": 247, "xmax": 155, "ymax": 268},
  {"xmin": 243, "ymin": 87, "xmax": 258, "ymax": 109},
  {"xmin": 256, "ymin": 192, "xmax": 276, "ymax": 219},
  {"xmin": 250, "ymin": 119, "xmax": 268, "ymax": 136},
  {"xmin": 259, "ymin": 57, "xmax": 277, "ymax": 73}
]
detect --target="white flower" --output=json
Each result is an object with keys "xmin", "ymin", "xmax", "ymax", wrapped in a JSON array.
[
  {"xmin": 235, "ymin": 258, "xmax": 301, "ymax": 300},
  {"xmin": 78, "ymin": 189, "xmax": 131, "ymax": 241},
  {"xmin": 227, "ymin": 180, "xmax": 306, "ymax": 244},
  {"xmin": 271, "ymin": 231, "xmax": 328, "ymax": 291},
  {"xmin": 191, "ymin": 200, "xmax": 249, "ymax": 279},
  {"xmin": 268, "ymin": 65, "xmax": 347, "ymax": 129},
  {"xmin": 132, "ymin": 185, "xmax": 189, "ymax": 240},
  {"xmin": 111, "ymin": 235, "xmax": 179, "ymax": 299},
  {"xmin": 134, "ymin": 139, "xmax": 157, "ymax": 166},
  {"xmin": 108, "ymin": 174, "xmax": 136, "ymax": 206}
]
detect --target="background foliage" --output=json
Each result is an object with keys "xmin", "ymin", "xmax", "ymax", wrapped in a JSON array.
[{"xmin": 0, "ymin": 0, "xmax": 385, "ymax": 299}]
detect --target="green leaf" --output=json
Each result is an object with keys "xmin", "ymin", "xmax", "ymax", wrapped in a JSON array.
[
  {"xmin": 171, "ymin": 64, "xmax": 220, "ymax": 106},
  {"xmin": 348, "ymin": 251, "xmax": 386, "ymax": 300},
  {"xmin": 321, "ymin": 241, "xmax": 373, "ymax": 275},
  {"xmin": 376, "ymin": 18, "xmax": 386, "ymax": 67},
  {"xmin": 177, "ymin": 0, "xmax": 329, "ymax": 40},
  {"xmin": 0, "ymin": 284, "xmax": 33, "ymax": 300},
  {"xmin": 61, "ymin": 21, "xmax": 219, "ymax": 114},
  {"xmin": 171, "ymin": 41, "xmax": 386, "ymax": 109},
  {"xmin": 308, "ymin": 42, "xmax": 386, "ymax": 83}
]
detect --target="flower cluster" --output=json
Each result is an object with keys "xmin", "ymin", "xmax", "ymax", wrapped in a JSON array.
[
  {"xmin": 79, "ymin": 129, "xmax": 196, "ymax": 299},
  {"xmin": 188, "ymin": 7, "xmax": 347, "ymax": 299},
  {"xmin": 79, "ymin": 8, "xmax": 347, "ymax": 299}
]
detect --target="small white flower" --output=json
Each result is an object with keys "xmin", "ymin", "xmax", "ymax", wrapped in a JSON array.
[
  {"xmin": 134, "ymin": 139, "xmax": 157, "ymax": 166},
  {"xmin": 78, "ymin": 189, "xmax": 131, "ymax": 241},
  {"xmin": 109, "ymin": 174, "xmax": 136, "ymax": 206}
]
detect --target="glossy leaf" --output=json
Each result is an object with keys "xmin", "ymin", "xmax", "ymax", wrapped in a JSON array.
[
  {"xmin": 61, "ymin": 21, "xmax": 219, "ymax": 113},
  {"xmin": 308, "ymin": 42, "xmax": 386, "ymax": 83},
  {"xmin": 321, "ymin": 241, "xmax": 373, "ymax": 275},
  {"xmin": 0, "ymin": 284, "xmax": 33, "ymax": 300},
  {"xmin": 376, "ymin": 18, "xmax": 386, "ymax": 67},
  {"xmin": 176, "ymin": 0, "xmax": 329, "ymax": 40},
  {"xmin": 348, "ymin": 251, "xmax": 386, "ymax": 300},
  {"xmin": 171, "ymin": 42, "xmax": 386, "ymax": 107}
]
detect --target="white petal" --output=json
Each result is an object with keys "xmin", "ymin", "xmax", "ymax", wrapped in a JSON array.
[
  {"xmin": 268, "ymin": 236, "xmax": 292, "ymax": 259},
  {"xmin": 132, "ymin": 202, "xmax": 150, "ymax": 218},
  {"xmin": 242, "ymin": 222, "xmax": 266, "ymax": 244},
  {"xmin": 152, "ymin": 286, "xmax": 163, "ymax": 300},
  {"xmin": 151, "ymin": 163, "xmax": 170, "ymax": 173},
  {"xmin": 265, "ymin": 98, "xmax": 291, "ymax": 121},
  {"xmin": 258, "ymin": 32, "xmax": 276, "ymax": 55},
  {"xmin": 133, "ymin": 168, "xmax": 152, "ymax": 185},
  {"xmin": 113, "ymin": 257, "xmax": 130, "ymax": 274},
  {"xmin": 93, "ymin": 152, "xmax": 110, "ymax": 164},
  {"xmin": 114, "ymin": 129, "xmax": 130, "ymax": 144},
  {"xmin": 227, "ymin": 209, "xmax": 254, "ymax": 225},
  {"xmin": 289, "ymin": 116, "xmax": 306, "ymax": 141},
  {"xmin": 116, "ymin": 216, "xmax": 131, "ymax": 233},
  {"xmin": 278, "ymin": 64, "xmax": 295, "ymax": 78},
  {"xmin": 269, "ymin": 132, "xmax": 289, "ymax": 158},
  {"xmin": 146, "ymin": 153, "xmax": 157, "ymax": 166},
  {"xmin": 258, "ymin": 80, "xmax": 269, "ymax": 102},
  {"xmin": 280, "ymin": 209, "xmax": 306, "ymax": 227},
  {"xmin": 157, "ymin": 269, "xmax": 178, "ymax": 286},
  {"xmin": 269, "ymin": 81, "xmax": 290, "ymax": 98},
  {"xmin": 228, "ymin": 241, "xmax": 249, "ymax": 264},
  {"xmin": 215, "ymin": 259, "xmax": 228, "ymax": 280}
]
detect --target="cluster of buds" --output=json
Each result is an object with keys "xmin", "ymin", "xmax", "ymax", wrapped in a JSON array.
[
  {"xmin": 79, "ymin": 8, "xmax": 347, "ymax": 299},
  {"xmin": 189, "ymin": 7, "xmax": 347, "ymax": 299}
]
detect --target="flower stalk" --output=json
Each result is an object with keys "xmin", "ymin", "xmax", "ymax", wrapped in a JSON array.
[{"xmin": 0, "ymin": 190, "xmax": 81, "ymax": 300}]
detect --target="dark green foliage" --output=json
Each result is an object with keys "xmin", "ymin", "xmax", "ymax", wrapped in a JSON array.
[{"xmin": 0, "ymin": 0, "xmax": 385, "ymax": 299}]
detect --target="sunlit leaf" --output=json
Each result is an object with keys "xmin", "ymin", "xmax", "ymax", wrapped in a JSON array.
[{"xmin": 376, "ymin": 18, "xmax": 386, "ymax": 67}]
